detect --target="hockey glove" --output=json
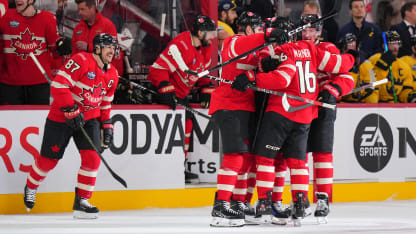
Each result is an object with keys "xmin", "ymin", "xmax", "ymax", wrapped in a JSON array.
[
  {"xmin": 101, "ymin": 119, "xmax": 114, "ymax": 149},
  {"xmin": 200, "ymin": 85, "xmax": 215, "ymax": 108},
  {"xmin": 318, "ymin": 82, "xmax": 342, "ymax": 105},
  {"xmin": 61, "ymin": 104, "xmax": 84, "ymax": 130},
  {"xmin": 375, "ymin": 50, "xmax": 395, "ymax": 70},
  {"xmin": 232, "ymin": 73, "xmax": 253, "ymax": 92},
  {"xmin": 266, "ymin": 28, "xmax": 289, "ymax": 45},
  {"xmin": 408, "ymin": 91, "xmax": 416, "ymax": 103},
  {"xmin": 156, "ymin": 81, "xmax": 177, "ymax": 110},
  {"xmin": 56, "ymin": 37, "xmax": 72, "ymax": 56},
  {"xmin": 346, "ymin": 49, "xmax": 359, "ymax": 65},
  {"xmin": 260, "ymin": 55, "xmax": 281, "ymax": 73}
]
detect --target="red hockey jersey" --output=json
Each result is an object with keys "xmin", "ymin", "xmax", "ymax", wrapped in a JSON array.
[
  {"xmin": 209, "ymin": 33, "xmax": 266, "ymax": 115},
  {"xmin": 0, "ymin": 9, "xmax": 60, "ymax": 85},
  {"xmin": 147, "ymin": 31, "xmax": 212, "ymax": 99},
  {"xmin": 255, "ymin": 40, "xmax": 355, "ymax": 124},
  {"xmin": 48, "ymin": 52, "xmax": 118, "ymax": 123}
]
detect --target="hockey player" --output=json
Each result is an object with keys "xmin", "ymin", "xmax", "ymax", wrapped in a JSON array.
[
  {"xmin": 339, "ymin": 33, "xmax": 379, "ymax": 103},
  {"xmin": 0, "ymin": 0, "xmax": 72, "ymax": 105},
  {"xmin": 232, "ymin": 18, "xmax": 355, "ymax": 226},
  {"xmin": 0, "ymin": 0, "xmax": 7, "ymax": 18},
  {"xmin": 399, "ymin": 36, "xmax": 416, "ymax": 103},
  {"xmin": 23, "ymin": 33, "xmax": 119, "ymax": 219},
  {"xmin": 368, "ymin": 30, "xmax": 414, "ymax": 103},
  {"xmin": 208, "ymin": 11, "xmax": 289, "ymax": 227},
  {"xmin": 146, "ymin": 15, "xmax": 216, "ymax": 184}
]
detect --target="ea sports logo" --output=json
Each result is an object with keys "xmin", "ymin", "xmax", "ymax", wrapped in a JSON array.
[{"xmin": 353, "ymin": 114, "xmax": 393, "ymax": 172}]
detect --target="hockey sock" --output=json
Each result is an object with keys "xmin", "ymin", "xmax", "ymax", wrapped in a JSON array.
[
  {"xmin": 313, "ymin": 152, "xmax": 333, "ymax": 202},
  {"xmin": 217, "ymin": 153, "xmax": 244, "ymax": 201},
  {"xmin": 246, "ymin": 168, "xmax": 256, "ymax": 203},
  {"xmin": 77, "ymin": 150, "xmax": 101, "ymax": 199},
  {"xmin": 255, "ymin": 155, "xmax": 275, "ymax": 200},
  {"xmin": 272, "ymin": 153, "xmax": 287, "ymax": 202},
  {"xmin": 184, "ymin": 118, "xmax": 193, "ymax": 158},
  {"xmin": 26, "ymin": 155, "xmax": 59, "ymax": 189},
  {"xmin": 232, "ymin": 152, "xmax": 254, "ymax": 202},
  {"xmin": 286, "ymin": 158, "xmax": 309, "ymax": 202}
]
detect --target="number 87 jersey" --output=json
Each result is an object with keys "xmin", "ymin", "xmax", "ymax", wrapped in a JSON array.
[
  {"xmin": 255, "ymin": 40, "xmax": 355, "ymax": 124},
  {"xmin": 48, "ymin": 52, "xmax": 119, "ymax": 123}
]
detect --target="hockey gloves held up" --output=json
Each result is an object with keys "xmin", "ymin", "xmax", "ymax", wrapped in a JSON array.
[
  {"xmin": 375, "ymin": 50, "xmax": 395, "ymax": 70},
  {"xmin": 318, "ymin": 82, "xmax": 342, "ymax": 105},
  {"xmin": 156, "ymin": 81, "xmax": 177, "ymax": 110},
  {"xmin": 265, "ymin": 28, "xmax": 290, "ymax": 45},
  {"xmin": 56, "ymin": 37, "xmax": 72, "ymax": 56},
  {"xmin": 261, "ymin": 55, "xmax": 281, "ymax": 73},
  {"xmin": 61, "ymin": 104, "xmax": 84, "ymax": 130},
  {"xmin": 232, "ymin": 73, "xmax": 254, "ymax": 92},
  {"xmin": 200, "ymin": 85, "xmax": 215, "ymax": 108},
  {"xmin": 101, "ymin": 119, "xmax": 114, "ymax": 149}
]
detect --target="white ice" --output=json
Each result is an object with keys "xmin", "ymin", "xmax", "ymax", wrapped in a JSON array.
[{"xmin": 1, "ymin": 199, "xmax": 415, "ymax": 234}]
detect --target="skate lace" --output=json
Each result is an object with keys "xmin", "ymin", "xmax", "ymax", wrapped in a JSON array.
[
  {"xmin": 25, "ymin": 188, "xmax": 37, "ymax": 202},
  {"xmin": 222, "ymin": 201, "xmax": 241, "ymax": 215},
  {"xmin": 316, "ymin": 199, "xmax": 328, "ymax": 211}
]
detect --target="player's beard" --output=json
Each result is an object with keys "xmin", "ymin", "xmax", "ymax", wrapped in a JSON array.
[{"xmin": 200, "ymin": 34, "xmax": 211, "ymax": 47}]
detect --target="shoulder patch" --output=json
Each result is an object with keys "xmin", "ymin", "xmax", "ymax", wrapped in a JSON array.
[
  {"xmin": 76, "ymin": 30, "xmax": 82, "ymax": 35},
  {"xmin": 9, "ymin": 20, "xmax": 19, "ymax": 28},
  {"xmin": 87, "ymin": 72, "xmax": 96, "ymax": 79}
]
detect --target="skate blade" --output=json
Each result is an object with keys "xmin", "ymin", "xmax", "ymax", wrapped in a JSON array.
[
  {"xmin": 271, "ymin": 217, "xmax": 288, "ymax": 225},
  {"xmin": 244, "ymin": 216, "xmax": 260, "ymax": 225},
  {"xmin": 316, "ymin": 216, "xmax": 328, "ymax": 224},
  {"xmin": 210, "ymin": 217, "xmax": 245, "ymax": 227},
  {"xmin": 253, "ymin": 214, "xmax": 273, "ymax": 224},
  {"xmin": 185, "ymin": 178, "xmax": 200, "ymax": 184},
  {"xmin": 73, "ymin": 210, "xmax": 98, "ymax": 219},
  {"xmin": 293, "ymin": 219, "xmax": 302, "ymax": 227},
  {"xmin": 26, "ymin": 208, "xmax": 31, "ymax": 212}
]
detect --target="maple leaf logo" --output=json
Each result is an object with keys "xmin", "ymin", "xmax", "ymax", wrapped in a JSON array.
[
  {"xmin": 51, "ymin": 145, "xmax": 60, "ymax": 153},
  {"xmin": 11, "ymin": 28, "xmax": 43, "ymax": 60},
  {"xmin": 80, "ymin": 83, "xmax": 105, "ymax": 110}
]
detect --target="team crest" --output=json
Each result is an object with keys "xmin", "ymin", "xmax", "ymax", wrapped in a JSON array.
[
  {"xmin": 11, "ymin": 28, "xmax": 43, "ymax": 60},
  {"xmin": 76, "ymin": 30, "xmax": 82, "ymax": 35},
  {"xmin": 9, "ymin": 20, "xmax": 19, "ymax": 28},
  {"xmin": 80, "ymin": 83, "xmax": 105, "ymax": 110},
  {"xmin": 87, "ymin": 72, "xmax": 96, "ymax": 79}
]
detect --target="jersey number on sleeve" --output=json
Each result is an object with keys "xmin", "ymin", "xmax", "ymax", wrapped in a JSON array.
[
  {"xmin": 296, "ymin": 60, "xmax": 316, "ymax": 94},
  {"xmin": 65, "ymin": 59, "xmax": 81, "ymax": 73}
]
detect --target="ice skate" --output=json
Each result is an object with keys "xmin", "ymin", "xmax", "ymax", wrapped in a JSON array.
[
  {"xmin": 230, "ymin": 199, "xmax": 257, "ymax": 225},
  {"xmin": 291, "ymin": 192, "xmax": 307, "ymax": 227},
  {"xmin": 185, "ymin": 171, "xmax": 200, "ymax": 184},
  {"xmin": 271, "ymin": 200, "xmax": 291, "ymax": 225},
  {"xmin": 254, "ymin": 198, "xmax": 272, "ymax": 223},
  {"xmin": 210, "ymin": 198, "xmax": 245, "ymax": 227},
  {"xmin": 24, "ymin": 185, "xmax": 37, "ymax": 211},
  {"xmin": 314, "ymin": 192, "xmax": 330, "ymax": 224},
  {"xmin": 73, "ymin": 194, "xmax": 99, "ymax": 219}
]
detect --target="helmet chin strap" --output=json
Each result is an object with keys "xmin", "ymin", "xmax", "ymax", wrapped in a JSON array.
[
  {"xmin": 95, "ymin": 47, "xmax": 108, "ymax": 72},
  {"xmin": 19, "ymin": 0, "xmax": 34, "ymax": 15}
]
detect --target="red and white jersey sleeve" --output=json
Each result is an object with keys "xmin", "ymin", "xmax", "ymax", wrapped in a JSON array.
[
  {"xmin": 0, "ymin": 0, "xmax": 8, "ymax": 18},
  {"xmin": 147, "ymin": 31, "xmax": 212, "ymax": 99},
  {"xmin": 48, "ymin": 52, "xmax": 118, "ymax": 123},
  {"xmin": 0, "ymin": 10, "xmax": 60, "ymax": 85}
]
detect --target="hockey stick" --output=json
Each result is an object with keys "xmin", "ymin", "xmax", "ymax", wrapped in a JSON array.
[
  {"xmin": 79, "ymin": 127, "xmax": 127, "ymax": 188},
  {"xmin": 183, "ymin": 11, "xmax": 340, "ymax": 78},
  {"xmin": 118, "ymin": 77, "xmax": 212, "ymax": 120},
  {"xmin": 202, "ymin": 74, "xmax": 336, "ymax": 110},
  {"xmin": 30, "ymin": 52, "xmax": 128, "ymax": 188},
  {"xmin": 283, "ymin": 78, "xmax": 389, "ymax": 112}
]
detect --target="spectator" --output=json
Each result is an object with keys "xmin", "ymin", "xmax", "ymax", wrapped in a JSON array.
[
  {"xmin": 72, "ymin": 0, "xmax": 124, "ymax": 76},
  {"xmin": 375, "ymin": 0, "xmax": 394, "ymax": 31},
  {"xmin": 217, "ymin": 0, "xmax": 239, "ymax": 51},
  {"xmin": 368, "ymin": 30, "xmax": 413, "ymax": 103},
  {"xmin": 337, "ymin": 0, "xmax": 382, "ymax": 64},
  {"xmin": 399, "ymin": 35, "xmax": 416, "ymax": 103},
  {"xmin": 390, "ymin": 2, "xmax": 416, "ymax": 57},
  {"xmin": 0, "ymin": 0, "xmax": 71, "ymax": 105}
]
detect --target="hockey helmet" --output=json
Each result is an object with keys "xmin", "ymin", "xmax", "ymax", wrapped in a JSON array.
[
  {"xmin": 191, "ymin": 15, "xmax": 216, "ymax": 35},
  {"xmin": 93, "ymin": 33, "xmax": 118, "ymax": 50},
  {"xmin": 300, "ymin": 14, "xmax": 322, "ymax": 31},
  {"xmin": 237, "ymin": 11, "xmax": 263, "ymax": 32},
  {"xmin": 338, "ymin": 33, "xmax": 357, "ymax": 51},
  {"xmin": 384, "ymin": 30, "xmax": 401, "ymax": 46}
]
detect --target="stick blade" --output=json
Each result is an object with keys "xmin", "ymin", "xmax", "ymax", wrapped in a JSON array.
[{"xmin": 282, "ymin": 93, "xmax": 290, "ymax": 112}]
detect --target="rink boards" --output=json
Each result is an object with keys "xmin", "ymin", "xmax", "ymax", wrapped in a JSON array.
[{"xmin": 1, "ymin": 104, "xmax": 416, "ymax": 214}]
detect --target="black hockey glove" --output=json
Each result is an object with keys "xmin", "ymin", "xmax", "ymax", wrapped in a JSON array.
[
  {"xmin": 260, "ymin": 55, "xmax": 281, "ymax": 73},
  {"xmin": 101, "ymin": 119, "xmax": 114, "ymax": 149},
  {"xmin": 346, "ymin": 49, "xmax": 359, "ymax": 65},
  {"xmin": 408, "ymin": 91, "xmax": 416, "ymax": 103},
  {"xmin": 375, "ymin": 50, "xmax": 395, "ymax": 70},
  {"xmin": 318, "ymin": 82, "xmax": 342, "ymax": 105},
  {"xmin": 232, "ymin": 73, "xmax": 253, "ymax": 92},
  {"xmin": 56, "ymin": 37, "xmax": 72, "ymax": 56},
  {"xmin": 266, "ymin": 28, "xmax": 289, "ymax": 45},
  {"xmin": 156, "ymin": 81, "xmax": 177, "ymax": 110},
  {"xmin": 199, "ymin": 85, "xmax": 215, "ymax": 108},
  {"xmin": 61, "ymin": 104, "xmax": 84, "ymax": 130}
]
